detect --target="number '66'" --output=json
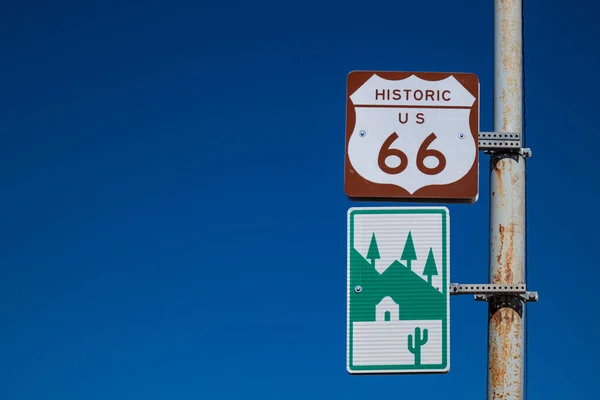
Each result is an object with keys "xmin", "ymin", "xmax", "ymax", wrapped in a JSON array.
[{"xmin": 378, "ymin": 132, "xmax": 447, "ymax": 176}]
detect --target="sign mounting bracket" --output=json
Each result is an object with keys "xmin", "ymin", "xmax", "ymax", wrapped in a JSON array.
[
  {"xmin": 478, "ymin": 132, "xmax": 532, "ymax": 157},
  {"xmin": 449, "ymin": 283, "xmax": 539, "ymax": 302}
]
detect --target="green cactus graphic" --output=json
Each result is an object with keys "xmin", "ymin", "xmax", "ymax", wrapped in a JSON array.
[{"xmin": 408, "ymin": 327, "xmax": 428, "ymax": 365}]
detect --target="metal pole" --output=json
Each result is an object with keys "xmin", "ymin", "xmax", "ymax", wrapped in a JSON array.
[{"xmin": 488, "ymin": 0, "xmax": 526, "ymax": 399}]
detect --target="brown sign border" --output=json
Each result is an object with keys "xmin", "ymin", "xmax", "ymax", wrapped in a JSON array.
[{"xmin": 344, "ymin": 71, "xmax": 480, "ymax": 203}]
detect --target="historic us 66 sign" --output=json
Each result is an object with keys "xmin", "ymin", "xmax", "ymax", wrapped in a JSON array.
[{"xmin": 344, "ymin": 71, "xmax": 480, "ymax": 203}]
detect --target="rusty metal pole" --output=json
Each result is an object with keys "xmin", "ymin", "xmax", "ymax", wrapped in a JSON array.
[{"xmin": 488, "ymin": 0, "xmax": 526, "ymax": 399}]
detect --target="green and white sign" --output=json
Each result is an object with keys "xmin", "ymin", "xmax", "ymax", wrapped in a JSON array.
[{"xmin": 347, "ymin": 207, "xmax": 450, "ymax": 374}]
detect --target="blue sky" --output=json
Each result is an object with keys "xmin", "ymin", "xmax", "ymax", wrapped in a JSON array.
[{"xmin": 1, "ymin": 0, "xmax": 598, "ymax": 398}]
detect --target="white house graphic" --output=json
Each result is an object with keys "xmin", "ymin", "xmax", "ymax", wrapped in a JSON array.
[{"xmin": 376, "ymin": 296, "xmax": 399, "ymax": 322}]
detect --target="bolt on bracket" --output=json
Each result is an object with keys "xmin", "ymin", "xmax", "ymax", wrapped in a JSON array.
[
  {"xmin": 449, "ymin": 283, "xmax": 538, "ymax": 303},
  {"xmin": 519, "ymin": 147, "xmax": 532, "ymax": 158}
]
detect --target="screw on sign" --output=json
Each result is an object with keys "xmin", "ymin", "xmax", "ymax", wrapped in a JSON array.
[{"xmin": 344, "ymin": 71, "xmax": 480, "ymax": 203}]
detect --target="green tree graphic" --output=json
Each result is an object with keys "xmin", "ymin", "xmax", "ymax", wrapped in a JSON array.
[
  {"xmin": 366, "ymin": 233, "xmax": 380, "ymax": 268},
  {"xmin": 401, "ymin": 231, "xmax": 417, "ymax": 270},
  {"xmin": 423, "ymin": 247, "xmax": 438, "ymax": 285}
]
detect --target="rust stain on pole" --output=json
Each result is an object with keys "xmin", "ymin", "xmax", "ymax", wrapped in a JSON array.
[
  {"xmin": 496, "ymin": 225, "xmax": 504, "ymax": 266},
  {"xmin": 494, "ymin": 223, "xmax": 515, "ymax": 284},
  {"xmin": 489, "ymin": 306, "xmax": 524, "ymax": 400}
]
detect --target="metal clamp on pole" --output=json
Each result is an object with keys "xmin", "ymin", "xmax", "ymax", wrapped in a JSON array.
[
  {"xmin": 449, "ymin": 283, "xmax": 539, "ymax": 302},
  {"xmin": 478, "ymin": 132, "xmax": 532, "ymax": 157}
]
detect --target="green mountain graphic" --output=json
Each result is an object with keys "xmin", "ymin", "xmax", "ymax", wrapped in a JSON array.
[{"xmin": 350, "ymin": 247, "xmax": 445, "ymax": 322}]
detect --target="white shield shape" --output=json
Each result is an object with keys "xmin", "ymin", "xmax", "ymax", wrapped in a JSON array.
[{"xmin": 347, "ymin": 74, "xmax": 477, "ymax": 195}]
